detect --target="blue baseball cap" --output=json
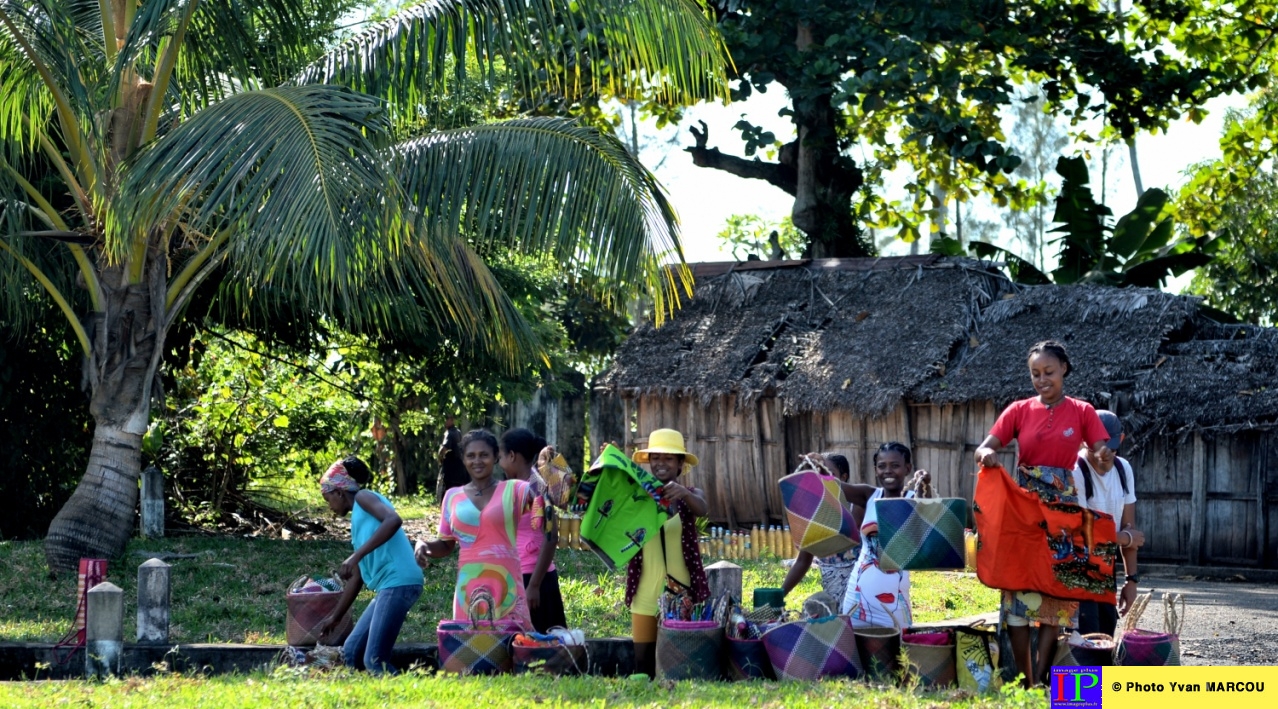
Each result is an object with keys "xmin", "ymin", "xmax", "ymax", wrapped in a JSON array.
[{"xmin": 1098, "ymin": 410, "xmax": 1122, "ymax": 451}]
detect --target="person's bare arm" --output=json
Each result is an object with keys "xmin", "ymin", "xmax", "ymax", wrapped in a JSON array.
[
  {"xmin": 1118, "ymin": 502, "xmax": 1142, "ymax": 614},
  {"xmin": 661, "ymin": 482, "xmax": 707, "ymax": 517},
  {"xmin": 782, "ymin": 550, "xmax": 815, "ymax": 597}
]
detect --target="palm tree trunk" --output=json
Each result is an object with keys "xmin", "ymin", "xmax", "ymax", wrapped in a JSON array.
[
  {"xmin": 43, "ymin": 423, "xmax": 144, "ymax": 571},
  {"xmin": 45, "ymin": 265, "xmax": 166, "ymax": 572}
]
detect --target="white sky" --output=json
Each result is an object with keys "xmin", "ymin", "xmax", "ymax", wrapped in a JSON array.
[{"xmin": 640, "ymin": 89, "xmax": 1246, "ymax": 292}]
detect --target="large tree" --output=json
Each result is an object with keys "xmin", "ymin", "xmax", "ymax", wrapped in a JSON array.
[
  {"xmin": 689, "ymin": 0, "xmax": 1274, "ymax": 257},
  {"xmin": 0, "ymin": 0, "xmax": 726, "ymax": 571}
]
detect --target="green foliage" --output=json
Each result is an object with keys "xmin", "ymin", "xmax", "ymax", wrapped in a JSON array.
[
  {"xmin": 0, "ymin": 312, "xmax": 93, "ymax": 539},
  {"xmin": 1188, "ymin": 168, "xmax": 1278, "ymax": 324},
  {"xmin": 698, "ymin": 0, "xmax": 1278, "ymax": 254},
  {"xmin": 945, "ymin": 157, "xmax": 1212, "ymax": 287},
  {"xmin": 716, "ymin": 214, "xmax": 806, "ymax": 260}
]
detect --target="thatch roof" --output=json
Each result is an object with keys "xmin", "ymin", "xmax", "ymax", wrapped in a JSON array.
[
  {"xmin": 600, "ymin": 255, "xmax": 1008, "ymax": 416},
  {"xmin": 601, "ymin": 256, "xmax": 1278, "ymax": 436}
]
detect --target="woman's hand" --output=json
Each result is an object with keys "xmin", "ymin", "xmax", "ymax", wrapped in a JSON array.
[
  {"xmin": 414, "ymin": 540, "xmax": 430, "ymax": 567},
  {"xmin": 1119, "ymin": 580, "xmax": 1139, "ymax": 615},
  {"xmin": 660, "ymin": 481, "xmax": 691, "ymax": 502},
  {"xmin": 974, "ymin": 446, "xmax": 1000, "ymax": 468},
  {"xmin": 318, "ymin": 612, "xmax": 340, "ymax": 642},
  {"xmin": 526, "ymin": 583, "xmax": 541, "ymax": 610},
  {"xmin": 910, "ymin": 469, "xmax": 932, "ymax": 495},
  {"xmin": 337, "ymin": 553, "xmax": 361, "ymax": 581},
  {"xmin": 537, "ymin": 445, "xmax": 557, "ymax": 469}
]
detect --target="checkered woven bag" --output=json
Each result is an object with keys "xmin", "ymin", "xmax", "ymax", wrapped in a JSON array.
[
  {"xmin": 875, "ymin": 479, "xmax": 966, "ymax": 572},
  {"xmin": 1116, "ymin": 593, "xmax": 1183, "ymax": 666},
  {"xmin": 762, "ymin": 615, "xmax": 862, "ymax": 682},
  {"xmin": 778, "ymin": 459, "xmax": 859, "ymax": 558},
  {"xmin": 437, "ymin": 591, "xmax": 520, "ymax": 675}
]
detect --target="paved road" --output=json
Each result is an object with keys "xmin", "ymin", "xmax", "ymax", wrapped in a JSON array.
[{"xmin": 1139, "ymin": 574, "xmax": 1278, "ymax": 666}]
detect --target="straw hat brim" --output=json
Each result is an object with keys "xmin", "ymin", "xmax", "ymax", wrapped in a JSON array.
[{"xmin": 632, "ymin": 448, "xmax": 699, "ymax": 468}]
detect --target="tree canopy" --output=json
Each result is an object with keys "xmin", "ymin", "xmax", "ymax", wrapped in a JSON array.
[
  {"xmin": 0, "ymin": 0, "xmax": 728, "ymax": 570},
  {"xmin": 688, "ymin": 0, "xmax": 1278, "ymax": 256}
]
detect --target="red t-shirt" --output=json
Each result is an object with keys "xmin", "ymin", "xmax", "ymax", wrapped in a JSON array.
[{"xmin": 988, "ymin": 397, "xmax": 1109, "ymax": 469}]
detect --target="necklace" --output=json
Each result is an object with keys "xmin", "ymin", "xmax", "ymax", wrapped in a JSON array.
[{"xmin": 466, "ymin": 479, "xmax": 497, "ymax": 496}]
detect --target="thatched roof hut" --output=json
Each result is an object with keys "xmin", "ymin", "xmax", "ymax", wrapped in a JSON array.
[{"xmin": 594, "ymin": 256, "xmax": 1278, "ymax": 569}]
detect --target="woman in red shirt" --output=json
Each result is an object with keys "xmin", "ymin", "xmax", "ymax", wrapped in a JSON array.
[{"xmin": 974, "ymin": 340, "xmax": 1110, "ymax": 687}]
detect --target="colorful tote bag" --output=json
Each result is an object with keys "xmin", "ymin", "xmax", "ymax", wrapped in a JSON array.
[
  {"xmin": 537, "ymin": 451, "xmax": 576, "ymax": 509},
  {"xmin": 578, "ymin": 445, "xmax": 667, "ymax": 571},
  {"xmin": 762, "ymin": 615, "xmax": 862, "ymax": 682},
  {"xmin": 437, "ymin": 592, "xmax": 521, "ymax": 675},
  {"xmin": 1116, "ymin": 593, "xmax": 1183, "ymax": 666},
  {"xmin": 954, "ymin": 625, "xmax": 1000, "ymax": 692},
  {"xmin": 875, "ymin": 491, "xmax": 967, "ymax": 572},
  {"xmin": 778, "ymin": 461, "xmax": 859, "ymax": 557},
  {"xmin": 656, "ymin": 619, "xmax": 724, "ymax": 680},
  {"xmin": 973, "ymin": 465, "xmax": 1118, "ymax": 603}
]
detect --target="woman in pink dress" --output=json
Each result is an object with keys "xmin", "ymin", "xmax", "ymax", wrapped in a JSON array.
[{"xmin": 415, "ymin": 429, "xmax": 532, "ymax": 629}]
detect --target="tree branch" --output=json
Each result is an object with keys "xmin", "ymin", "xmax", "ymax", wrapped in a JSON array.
[{"xmin": 685, "ymin": 120, "xmax": 797, "ymax": 195}]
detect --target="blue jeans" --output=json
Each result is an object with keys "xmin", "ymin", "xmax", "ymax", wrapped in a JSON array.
[{"xmin": 343, "ymin": 583, "xmax": 422, "ymax": 674}]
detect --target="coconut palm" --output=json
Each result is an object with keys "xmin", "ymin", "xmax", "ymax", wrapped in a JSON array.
[{"xmin": 0, "ymin": 0, "xmax": 726, "ymax": 571}]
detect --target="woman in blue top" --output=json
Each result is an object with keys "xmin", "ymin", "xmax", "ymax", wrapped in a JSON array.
[{"xmin": 318, "ymin": 456, "xmax": 423, "ymax": 674}]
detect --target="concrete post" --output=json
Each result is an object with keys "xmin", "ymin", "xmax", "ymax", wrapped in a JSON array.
[
  {"xmin": 141, "ymin": 465, "xmax": 164, "ymax": 538},
  {"xmin": 704, "ymin": 560, "xmax": 743, "ymax": 603},
  {"xmin": 86, "ymin": 582, "xmax": 123, "ymax": 678},
  {"xmin": 137, "ymin": 558, "xmax": 171, "ymax": 644}
]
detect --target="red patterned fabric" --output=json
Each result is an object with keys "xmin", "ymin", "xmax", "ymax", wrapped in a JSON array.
[
  {"xmin": 623, "ymin": 493, "xmax": 709, "ymax": 606},
  {"xmin": 974, "ymin": 465, "xmax": 1118, "ymax": 603}
]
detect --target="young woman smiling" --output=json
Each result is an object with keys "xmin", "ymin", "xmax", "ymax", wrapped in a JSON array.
[
  {"xmin": 415, "ymin": 429, "xmax": 533, "ymax": 629},
  {"xmin": 974, "ymin": 339, "xmax": 1111, "ymax": 687}
]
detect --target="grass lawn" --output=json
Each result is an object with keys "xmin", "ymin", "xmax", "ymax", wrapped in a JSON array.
[
  {"xmin": 0, "ymin": 532, "xmax": 997, "ymax": 644},
  {"xmin": 0, "ymin": 672, "xmax": 1049, "ymax": 708}
]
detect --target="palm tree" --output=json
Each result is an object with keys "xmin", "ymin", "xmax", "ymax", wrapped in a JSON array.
[{"xmin": 0, "ymin": 0, "xmax": 727, "ymax": 571}]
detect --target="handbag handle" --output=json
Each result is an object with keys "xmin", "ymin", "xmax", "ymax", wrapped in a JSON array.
[
  {"xmin": 797, "ymin": 454, "xmax": 833, "ymax": 476},
  {"xmin": 910, "ymin": 472, "xmax": 934, "ymax": 499},
  {"xmin": 467, "ymin": 588, "xmax": 498, "ymax": 628}
]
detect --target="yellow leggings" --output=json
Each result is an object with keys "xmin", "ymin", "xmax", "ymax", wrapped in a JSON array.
[{"xmin": 632, "ymin": 613, "xmax": 659, "ymax": 643}]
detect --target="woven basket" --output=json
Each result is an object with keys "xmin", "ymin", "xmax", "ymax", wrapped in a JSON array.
[
  {"xmin": 285, "ymin": 575, "xmax": 353, "ymax": 646},
  {"xmin": 855, "ymin": 626, "xmax": 901, "ymax": 680},
  {"xmin": 778, "ymin": 461, "xmax": 859, "ymax": 557},
  {"xmin": 656, "ymin": 619, "xmax": 724, "ymax": 680},
  {"xmin": 762, "ymin": 615, "xmax": 862, "ymax": 682},
  {"xmin": 1116, "ymin": 592, "xmax": 1184, "ymax": 667},
  {"xmin": 903, "ymin": 630, "xmax": 956, "ymax": 689},
  {"xmin": 1055, "ymin": 633, "xmax": 1115, "ymax": 667},
  {"xmin": 437, "ymin": 593, "xmax": 520, "ymax": 675}
]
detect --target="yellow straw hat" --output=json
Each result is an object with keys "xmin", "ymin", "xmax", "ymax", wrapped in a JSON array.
[{"xmin": 632, "ymin": 429, "xmax": 699, "ymax": 467}]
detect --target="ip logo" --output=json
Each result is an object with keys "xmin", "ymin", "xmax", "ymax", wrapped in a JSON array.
[{"xmin": 1051, "ymin": 666, "xmax": 1103, "ymax": 708}]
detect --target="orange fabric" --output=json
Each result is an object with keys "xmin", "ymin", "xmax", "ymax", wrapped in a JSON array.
[{"xmin": 974, "ymin": 465, "xmax": 1117, "ymax": 603}]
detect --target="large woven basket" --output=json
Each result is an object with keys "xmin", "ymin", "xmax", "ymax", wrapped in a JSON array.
[
  {"xmin": 656, "ymin": 619, "xmax": 724, "ymax": 681},
  {"xmin": 285, "ymin": 575, "xmax": 353, "ymax": 646},
  {"xmin": 762, "ymin": 615, "xmax": 862, "ymax": 682},
  {"xmin": 903, "ymin": 630, "xmax": 955, "ymax": 689},
  {"xmin": 854, "ymin": 626, "xmax": 901, "ymax": 680}
]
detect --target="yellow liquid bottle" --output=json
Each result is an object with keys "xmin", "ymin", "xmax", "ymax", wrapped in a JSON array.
[
  {"xmin": 783, "ymin": 525, "xmax": 792, "ymax": 556},
  {"xmin": 770, "ymin": 525, "xmax": 780, "ymax": 557}
]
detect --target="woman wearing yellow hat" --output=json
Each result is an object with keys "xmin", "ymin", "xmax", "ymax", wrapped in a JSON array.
[{"xmin": 624, "ymin": 428, "xmax": 710, "ymax": 678}]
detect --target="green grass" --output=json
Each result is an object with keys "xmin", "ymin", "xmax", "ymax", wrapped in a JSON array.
[
  {"xmin": 0, "ymin": 671, "xmax": 1049, "ymax": 708},
  {"xmin": 0, "ymin": 535, "xmax": 998, "ymax": 644}
]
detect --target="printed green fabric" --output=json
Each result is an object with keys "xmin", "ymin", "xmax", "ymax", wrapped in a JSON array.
[{"xmin": 578, "ymin": 444, "xmax": 667, "ymax": 571}]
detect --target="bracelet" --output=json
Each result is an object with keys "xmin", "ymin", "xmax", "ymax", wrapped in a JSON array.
[{"xmin": 1120, "ymin": 531, "xmax": 1131, "ymax": 548}]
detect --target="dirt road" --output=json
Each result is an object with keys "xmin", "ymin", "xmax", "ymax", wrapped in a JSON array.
[{"xmin": 1139, "ymin": 574, "xmax": 1278, "ymax": 666}]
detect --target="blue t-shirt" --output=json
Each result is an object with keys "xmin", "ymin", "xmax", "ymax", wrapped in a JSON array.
[{"xmin": 351, "ymin": 491, "xmax": 424, "ymax": 591}]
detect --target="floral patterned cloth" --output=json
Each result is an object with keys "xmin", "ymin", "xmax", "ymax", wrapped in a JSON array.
[{"xmin": 438, "ymin": 479, "xmax": 532, "ymax": 629}]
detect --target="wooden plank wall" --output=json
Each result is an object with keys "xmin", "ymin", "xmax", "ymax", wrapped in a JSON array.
[{"xmin": 611, "ymin": 392, "xmax": 1278, "ymax": 567}]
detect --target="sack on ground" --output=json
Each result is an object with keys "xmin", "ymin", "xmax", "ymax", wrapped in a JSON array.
[
  {"xmin": 762, "ymin": 615, "xmax": 862, "ymax": 681},
  {"xmin": 778, "ymin": 466, "xmax": 859, "ymax": 558},
  {"xmin": 973, "ymin": 465, "xmax": 1118, "ymax": 602},
  {"xmin": 954, "ymin": 625, "xmax": 1000, "ymax": 692},
  {"xmin": 285, "ymin": 574, "xmax": 353, "ymax": 646}
]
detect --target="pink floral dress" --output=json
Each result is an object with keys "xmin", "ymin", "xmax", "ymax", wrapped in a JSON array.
[{"xmin": 439, "ymin": 479, "xmax": 532, "ymax": 629}]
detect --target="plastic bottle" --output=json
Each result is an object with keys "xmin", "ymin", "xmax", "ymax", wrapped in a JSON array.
[
  {"xmin": 769, "ymin": 525, "xmax": 780, "ymax": 557},
  {"xmin": 752, "ymin": 524, "xmax": 762, "ymax": 559},
  {"xmin": 783, "ymin": 525, "xmax": 792, "ymax": 555}
]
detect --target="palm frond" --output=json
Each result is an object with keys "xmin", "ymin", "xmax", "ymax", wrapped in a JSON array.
[
  {"xmin": 295, "ymin": 0, "xmax": 728, "ymax": 114},
  {"xmin": 396, "ymin": 116, "xmax": 690, "ymax": 320},
  {"xmin": 116, "ymin": 84, "xmax": 394, "ymax": 288}
]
